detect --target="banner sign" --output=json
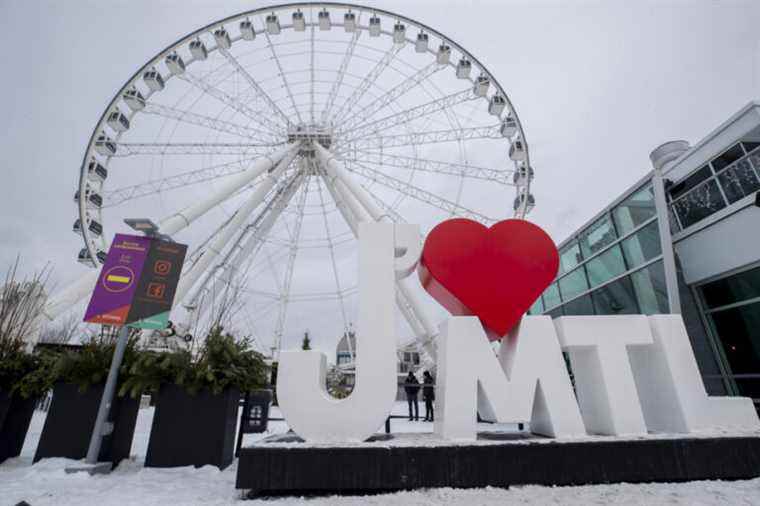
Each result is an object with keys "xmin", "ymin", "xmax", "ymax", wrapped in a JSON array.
[{"xmin": 84, "ymin": 233, "xmax": 187, "ymax": 329}]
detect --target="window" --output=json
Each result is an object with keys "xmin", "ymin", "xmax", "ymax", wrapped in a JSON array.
[
  {"xmin": 701, "ymin": 265, "xmax": 760, "ymax": 309},
  {"xmin": 709, "ymin": 302, "xmax": 760, "ymax": 376},
  {"xmin": 586, "ymin": 244, "xmax": 626, "ymax": 287},
  {"xmin": 671, "ymin": 179, "xmax": 727, "ymax": 229},
  {"xmin": 613, "ymin": 185, "xmax": 656, "ymax": 236},
  {"xmin": 667, "ymin": 165, "xmax": 712, "ymax": 200},
  {"xmin": 621, "ymin": 220, "xmax": 661, "ymax": 269},
  {"xmin": 711, "ymin": 143, "xmax": 745, "ymax": 173},
  {"xmin": 559, "ymin": 242, "xmax": 582, "ymax": 274},
  {"xmin": 529, "ymin": 296, "xmax": 544, "ymax": 315},
  {"xmin": 592, "ymin": 276, "xmax": 639, "ymax": 315},
  {"xmin": 403, "ymin": 352, "xmax": 411, "ymax": 362},
  {"xmin": 562, "ymin": 294, "xmax": 595, "ymax": 315},
  {"xmin": 413, "ymin": 353, "xmax": 420, "ymax": 365},
  {"xmin": 579, "ymin": 214, "xmax": 617, "ymax": 258},
  {"xmin": 717, "ymin": 159, "xmax": 760, "ymax": 204},
  {"xmin": 630, "ymin": 261, "xmax": 669, "ymax": 314},
  {"xmin": 543, "ymin": 283, "xmax": 561, "ymax": 310},
  {"xmin": 742, "ymin": 141, "xmax": 760, "ymax": 154},
  {"xmin": 559, "ymin": 266, "xmax": 589, "ymax": 301}
]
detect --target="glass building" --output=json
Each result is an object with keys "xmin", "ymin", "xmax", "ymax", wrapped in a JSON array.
[{"xmin": 530, "ymin": 101, "xmax": 760, "ymax": 408}]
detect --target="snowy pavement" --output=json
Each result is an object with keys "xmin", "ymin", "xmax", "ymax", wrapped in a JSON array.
[{"xmin": 2, "ymin": 403, "xmax": 760, "ymax": 505}]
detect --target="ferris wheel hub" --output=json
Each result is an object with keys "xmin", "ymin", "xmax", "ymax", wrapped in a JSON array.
[{"xmin": 287, "ymin": 123, "xmax": 333, "ymax": 157}]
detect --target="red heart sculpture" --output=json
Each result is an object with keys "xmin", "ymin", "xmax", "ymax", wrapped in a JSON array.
[{"xmin": 418, "ymin": 218, "xmax": 559, "ymax": 340}]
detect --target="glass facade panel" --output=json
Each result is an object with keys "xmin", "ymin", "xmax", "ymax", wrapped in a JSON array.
[
  {"xmin": 592, "ymin": 276, "xmax": 639, "ymax": 315},
  {"xmin": 749, "ymin": 151, "xmax": 760, "ymax": 175},
  {"xmin": 586, "ymin": 244, "xmax": 626, "ymax": 287},
  {"xmin": 667, "ymin": 165, "xmax": 712, "ymax": 200},
  {"xmin": 709, "ymin": 301, "xmax": 760, "ymax": 375},
  {"xmin": 717, "ymin": 159, "xmax": 760, "ymax": 204},
  {"xmin": 621, "ymin": 220, "xmax": 661, "ymax": 268},
  {"xmin": 630, "ymin": 261, "xmax": 669, "ymax": 314},
  {"xmin": 563, "ymin": 294, "xmax": 595, "ymax": 315},
  {"xmin": 711, "ymin": 143, "xmax": 744, "ymax": 172},
  {"xmin": 529, "ymin": 296, "xmax": 544, "ymax": 315},
  {"xmin": 701, "ymin": 265, "xmax": 760, "ymax": 309},
  {"xmin": 547, "ymin": 306, "xmax": 564, "ymax": 319},
  {"xmin": 558, "ymin": 266, "xmax": 589, "ymax": 301},
  {"xmin": 579, "ymin": 214, "xmax": 617, "ymax": 258},
  {"xmin": 559, "ymin": 242, "xmax": 582, "ymax": 274},
  {"xmin": 612, "ymin": 185, "xmax": 656, "ymax": 235},
  {"xmin": 543, "ymin": 283, "xmax": 561, "ymax": 309},
  {"xmin": 671, "ymin": 179, "xmax": 727, "ymax": 229}
]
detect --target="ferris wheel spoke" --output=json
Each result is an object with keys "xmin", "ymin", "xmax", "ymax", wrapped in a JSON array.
[
  {"xmin": 217, "ymin": 46, "xmax": 293, "ymax": 128},
  {"xmin": 314, "ymin": 177, "xmax": 351, "ymax": 343},
  {"xmin": 338, "ymin": 61, "xmax": 443, "ymax": 132},
  {"xmin": 309, "ymin": 20, "xmax": 316, "ymax": 123},
  {"xmin": 341, "ymin": 89, "xmax": 477, "ymax": 143},
  {"xmin": 337, "ymin": 124, "xmax": 502, "ymax": 151},
  {"xmin": 349, "ymin": 150, "xmax": 513, "ymax": 185},
  {"xmin": 320, "ymin": 28, "xmax": 361, "ymax": 123},
  {"xmin": 102, "ymin": 157, "xmax": 261, "ymax": 207},
  {"xmin": 345, "ymin": 159, "xmax": 497, "ymax": 223},
  {"xmin": 142, "ymin": 103, "xmax": 276, "ymax": 141},
  {"xmin": 274, "ymin": 177, "xmax": 311, "ymax": 351},
  {"xmin": 112, "ymin": 142, "xmax": 284, "ymax": 156},
  {"xmin": 330, "ymin": 42, "xmax": 402, "ymax": 125},
  {"xmin": 178, "ymin": 72, "xmax": 286, "ymax": 136},
  {"xmin": 262, "ymin": 31, "xmax": 303, "ymax": 125}
]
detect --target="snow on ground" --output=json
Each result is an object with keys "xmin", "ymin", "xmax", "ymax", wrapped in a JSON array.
[{"xmin": 2, "ymin": 402, "xmax": 760, "ymax": 505}]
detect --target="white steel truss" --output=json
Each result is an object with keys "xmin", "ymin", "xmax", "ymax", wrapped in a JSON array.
[
  {"xmin": 142, "ymin": 103, "xmax": 275, "ymax": 140},
  {"xmin": 337, "ymin": 124, "xmax": 502, "ymax": 152},
  {"xmin": 338, "ymin": 61, "xmax": 443, "ymax": 134}
]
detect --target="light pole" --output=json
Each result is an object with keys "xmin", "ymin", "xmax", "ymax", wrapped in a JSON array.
[{"xmin": 78, "ymin": 218, "xmax": 172, "ymax": 473}]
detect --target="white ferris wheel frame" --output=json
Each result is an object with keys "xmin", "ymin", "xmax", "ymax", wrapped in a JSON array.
[{"xmin": 55, "ymin": 2, "xmax": 534, "ymax": 362}]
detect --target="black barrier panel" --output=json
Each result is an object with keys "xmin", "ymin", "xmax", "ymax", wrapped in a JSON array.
[
  {"xmin": 237, "ymin": 436, "xmax": 760, "ymax": 496},
  {"xmin": 145, "ymin": 384, "xmax": 239, "ymax": 470},
  {"xmin": 0, "ymin": 393, "xmax": 37, "ymax": 464},
  {"xmin": 34, "ymin": 383, "xmax": 139, "ymax": 466}
]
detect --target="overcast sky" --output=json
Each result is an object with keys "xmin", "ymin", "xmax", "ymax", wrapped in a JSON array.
[{"xmin": 1, "ymin": 0, "xmax": 758, "ymax": 352}]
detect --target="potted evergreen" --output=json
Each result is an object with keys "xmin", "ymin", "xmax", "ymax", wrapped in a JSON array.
[
  {"xmin": 33, "ymin": 333, "xmax": 142, "ymax": 467},
  {"xmin": 123, "ymin": 326, "xmax": 268, "ymax": 470},
  {"xmin": 0, "ymin": 342, "xmax": 53, "ymax": 463},
  {"xmin": 0, "ymin": 260, "xmax": 52, "ymax": 464}
]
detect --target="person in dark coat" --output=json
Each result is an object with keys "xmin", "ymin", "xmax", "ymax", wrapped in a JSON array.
[
  {"xmin": 422, "ymin": 371, "xmax": 435, "ymax": 422},
  {"xmin": 404, "ymin": 371, "xmax": 420, "ymax": 421}
]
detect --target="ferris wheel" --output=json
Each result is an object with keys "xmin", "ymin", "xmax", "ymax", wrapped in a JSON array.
[{"xmin": 64, "ymin": 2, "xmax": 535, "ymax": 361}]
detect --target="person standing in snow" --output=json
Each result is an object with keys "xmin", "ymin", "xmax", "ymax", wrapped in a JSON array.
[
  {"xmin": 422, "ymin": 370, "xmax": 435, "ymax": 422},
  {"xmin": 404, "ymin": 371, "xmax": 420, "ymax": 421}
]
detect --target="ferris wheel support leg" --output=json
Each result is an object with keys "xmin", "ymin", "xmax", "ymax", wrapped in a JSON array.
[
  {"xmin": 180, "ymin": 172, "xmax": 305, "ymax": 337},
  {"xmin": 173, "ymin": 148, "xmax": 299, "ymax": 308},
  {"xmin": 316, "ymin": 151, "xmax": 437, "ymax": 365},
  {"xmin": 41, "ymin": 144, "xmax": 298, "ymax": 324},
  {"xmin": 315, "ymin": 144, "xmax": 439, "ymax": 335}
]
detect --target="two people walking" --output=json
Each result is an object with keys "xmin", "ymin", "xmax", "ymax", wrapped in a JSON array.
[{"xmin": 404, "ymin": 371, "xmax": 435, "ymax": 422}]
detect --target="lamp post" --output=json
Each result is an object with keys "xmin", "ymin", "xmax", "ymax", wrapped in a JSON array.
[{"xmin": 80, "ymin": 219, "xmax": 173, "ymax": 472}]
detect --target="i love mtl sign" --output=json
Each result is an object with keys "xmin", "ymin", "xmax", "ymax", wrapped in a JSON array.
[
  {"xmin": 83, "ymin": 233, "xmax": 187, "ymax": 330},
  {"xmin": 275, "ymin": 220, "xmax": 760, "ymax": 443}
]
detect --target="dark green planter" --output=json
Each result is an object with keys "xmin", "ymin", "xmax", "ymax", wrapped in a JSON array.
[
  {"xmin": 145, "ymin": 384, "xmax": 239, "ymax": 469},
  {"xmin": 0, "ymin": 391, "xmax": 38, "ymax": 464},
  {"xmin": 34, "ymin": 382, "xmax": 139, "ymax": 467}
]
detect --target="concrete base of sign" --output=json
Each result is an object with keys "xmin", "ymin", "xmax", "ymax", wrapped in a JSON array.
[{"xmin": 236, "ymin": 432, "xmax": 760, "ymax": 497}]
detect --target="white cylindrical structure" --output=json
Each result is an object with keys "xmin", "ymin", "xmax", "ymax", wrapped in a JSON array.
[
  {"xmin": 173, "ymin": 149, "xmax": 298, "ymax": 305},
  {"xmin": 159, "ymin": 143, "xmax": 297, "ymax": 235},
  {"xmin": 318, "ymin": 158, "xmax": 437, "ymax": 364},
  {"xmin": 42, "ymin": 144, "xmax": 297, "ymax": 322},
  {"xmin": 649, "ymin": 140, "xmax": 689, "ymax": 314}
]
